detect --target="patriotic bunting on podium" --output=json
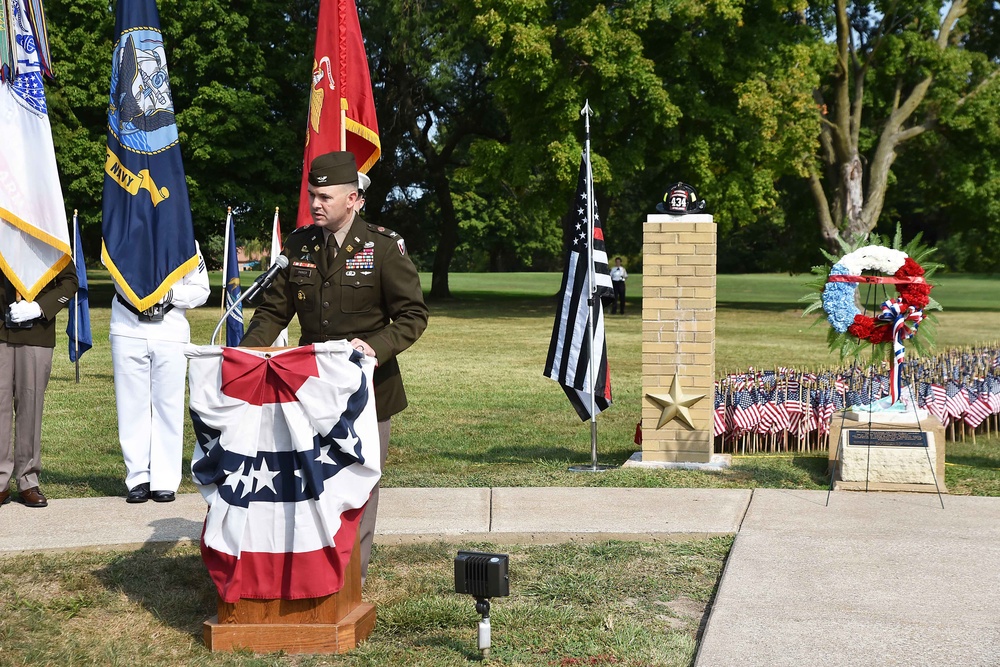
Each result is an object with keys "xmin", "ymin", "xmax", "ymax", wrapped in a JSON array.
[{"xmin": 186, "ymin": 341, "xmax": 381, "ymax": 602}]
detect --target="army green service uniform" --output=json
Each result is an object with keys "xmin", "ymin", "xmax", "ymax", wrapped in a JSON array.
[
  {"xmin": 0, "ymin": 262, "xmax": 79, "ymax": 498},
  {"xmin": 242, "ymin": 214, "xmax": 428, "ymax": 581},
  {"xmin": 242, "ymin": 215, "xmax": 428, "ymax": 420}
]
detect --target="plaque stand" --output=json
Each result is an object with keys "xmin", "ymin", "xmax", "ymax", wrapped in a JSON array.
[
  {"xmin": 203, "ymin": 533, "xmax": 376, "ymax": 653},
  {"xmin": 827, "ymin": 412, "xmax": 947, "ymax": 503}
]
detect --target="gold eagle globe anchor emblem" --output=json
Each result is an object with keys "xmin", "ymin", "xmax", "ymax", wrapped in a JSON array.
[{"xmin": 307, "ymin": 56, "xmax": 336, "ymax": 145}]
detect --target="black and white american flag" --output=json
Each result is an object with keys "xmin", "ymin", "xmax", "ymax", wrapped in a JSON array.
[{"xmin": 544, "ymin": 152, "xmax": 614, "ymax": 420}]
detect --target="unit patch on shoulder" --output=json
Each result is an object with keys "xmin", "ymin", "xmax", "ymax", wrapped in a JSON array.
[
  {"xmin": 397, "ymin": 238, "xmax": 406, "ymax": 255},
  {"xmin": 368, "ymin": 223, "xmax": 400, "ymax": 240}
]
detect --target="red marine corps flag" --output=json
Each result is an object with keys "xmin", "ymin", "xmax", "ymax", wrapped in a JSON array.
[{"xmin": 297, "ymin": 0, "xmax": 380, "ymax": 227}]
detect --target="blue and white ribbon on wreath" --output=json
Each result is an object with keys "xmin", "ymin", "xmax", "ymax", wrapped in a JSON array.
[{"xmin": 877, "ymin": 297, "xmax": 924, "ymax": 404}]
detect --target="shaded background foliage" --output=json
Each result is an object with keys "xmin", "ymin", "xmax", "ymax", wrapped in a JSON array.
[{"xmin": 39, "ymin": 0, "xmax": 1000, "ymax": 281}]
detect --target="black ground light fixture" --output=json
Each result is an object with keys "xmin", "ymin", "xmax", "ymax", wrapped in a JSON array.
[{"xmin": 454, "ymin": 550, "xmax": 510, "ymax": 659}]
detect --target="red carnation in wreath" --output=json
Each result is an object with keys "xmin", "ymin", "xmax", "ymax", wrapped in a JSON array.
[
  {"xmin": 842, "ymin": 257, "xmax": 931, "ymax": 346},
  {"xmin": 896, "ymin": 257, "xmax": 930, "ymax": 309}
]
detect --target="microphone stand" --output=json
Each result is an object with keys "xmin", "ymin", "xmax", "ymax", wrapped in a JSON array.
[{"xmin": 211, "ymin": 289, "xmax": 255, "ymax": 346}]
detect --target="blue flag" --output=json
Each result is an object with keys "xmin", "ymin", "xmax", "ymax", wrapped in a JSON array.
[
  {"xmin": 67, "ymin": 217, "xmax": 92, "ymax": 362},
  {"xmin": 101, "ymin": 0, "xmax": 198, "ymax": 311},
  {"xmin": 223, "ymin": 210, "xmax": 243, "ymax": 346}
]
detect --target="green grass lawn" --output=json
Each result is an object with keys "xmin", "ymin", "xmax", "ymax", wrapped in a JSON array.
[
  {"xmin": 0, "ymin": 538, "xmax": 732, "ymax": 666},
  {"xmin": 33, "ymin": 270, "xmax": 1000, "ymax": 499},
  {"xmin": 5, "ymin": 270, "xmax": 999, "ymax": 667}
]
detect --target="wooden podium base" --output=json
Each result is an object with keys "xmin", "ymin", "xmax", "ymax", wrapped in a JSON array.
[
  {"xmin": 203, "ymin": 602, "xmax": 376, "ymax": 654},
  {"xmin": 204, "ymin": 535, "xmax": 375, "ymax": 654}
]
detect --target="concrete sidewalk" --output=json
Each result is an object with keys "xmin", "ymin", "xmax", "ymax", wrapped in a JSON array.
[
  {"xmin": 0, "ymin": 487, "xmax": 751, "ymax": 553},
  {"xmin": 2, "ymin": 486, "xmax": 998, "ymax": 666},
  {"xmin": 695, "ymin": 489, "xmax": 1000, "ymax": 667}
]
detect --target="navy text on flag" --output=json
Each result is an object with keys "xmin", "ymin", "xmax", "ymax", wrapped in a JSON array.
[{"xmin": 101, "ymin": 0, "xmax": 198, "ymax": 311}]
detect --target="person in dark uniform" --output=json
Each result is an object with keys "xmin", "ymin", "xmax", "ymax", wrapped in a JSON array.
[
  {"xmin": 241, "ymin": 151, "xmax": 428, "ymax": 582},
  {"xmin": 0, "ymin": 262, "xmax": 78, "ymax": 508}
]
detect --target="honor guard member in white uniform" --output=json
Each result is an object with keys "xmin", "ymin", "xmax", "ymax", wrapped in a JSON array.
[
  {"xmin": 241, "ymin": 152, "xmax": 428, "ymax": 583},
  {"xmin": 111, "ymin": 244, "xmax": 210, "ymax": 503}
]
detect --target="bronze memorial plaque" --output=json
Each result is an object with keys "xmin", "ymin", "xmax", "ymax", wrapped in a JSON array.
[{"xmin": 846, "ymin": 431, "xmax": 928, "ymax": 448}]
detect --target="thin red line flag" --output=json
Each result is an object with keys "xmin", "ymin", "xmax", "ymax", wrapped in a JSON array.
[{"xmin": 543, "ymin": 152, "xmax": 614, "ymax": 421}]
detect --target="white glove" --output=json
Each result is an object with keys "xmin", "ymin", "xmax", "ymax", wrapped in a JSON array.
[
  {"xmin": 9, "ymin": 300, "xmax": 42, "ymax": 323},
  {"xmin": 159, "ymin": 289, "xmax": 173, "ymax": 305}
]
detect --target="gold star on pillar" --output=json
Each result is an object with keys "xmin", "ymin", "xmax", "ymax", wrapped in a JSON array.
[{"xmin": 646, "ymin": 373, "xmax": 706, "ymax": 429}]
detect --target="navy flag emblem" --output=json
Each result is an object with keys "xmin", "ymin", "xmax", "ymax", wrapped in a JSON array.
[{"xmin": 101, "ymin": 0, "xmax": 198, "ymax": 312}]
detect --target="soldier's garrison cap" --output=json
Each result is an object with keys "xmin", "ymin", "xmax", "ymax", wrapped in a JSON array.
[{"xmin": 309, "ymin": 151, "xmax": 359, "ymax": 187}]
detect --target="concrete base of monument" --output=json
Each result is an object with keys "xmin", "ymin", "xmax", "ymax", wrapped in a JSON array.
[
  {"xmin": 623, "ymin": 452, "xmax": 731, "ymax": 471},
  {"xmin": 828, "ymin": 413, "xmax": 947, "ymax": 494}
]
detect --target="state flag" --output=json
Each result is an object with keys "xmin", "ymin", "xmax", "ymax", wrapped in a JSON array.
[
  {"xmin": 67, "ymin": 214, "xmax": 92, "ymax": 361},
  {"xmin": 222, "ymin": 209, "xmax": 243, "ymax": 346}
]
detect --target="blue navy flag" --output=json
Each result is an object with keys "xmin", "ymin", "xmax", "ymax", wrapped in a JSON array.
[
  {"xmin": 66, "ymin": 214, "xmax": 92, "ymax": 362},
  {"xmin": 222, "ymin": 209, "xmax": 243, "ymax": 346},
  {"xmin": 101, "ymin": 0, "xmax": 198, "ymax": 311}
]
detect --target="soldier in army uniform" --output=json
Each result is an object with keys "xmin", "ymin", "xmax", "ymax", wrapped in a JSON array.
[
  {"xmin": 241, "ymin": 151, "xmax": 428, "ymax": 582},
  {"xmin": 0, "ymin": 263, "xmax": 78, "ymax": 508}
]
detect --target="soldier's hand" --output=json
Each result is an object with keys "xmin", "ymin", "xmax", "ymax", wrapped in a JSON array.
[
  {"xmin": 9, "ymin": 300, "xmax": 42, "ymax": 322},
  {"xmin": 350, "ymin": 338, "xmax": 376, "ymax": 359}
]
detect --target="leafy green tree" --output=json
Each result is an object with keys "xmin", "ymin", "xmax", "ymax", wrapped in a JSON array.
[{"xmin": 805, "ymin": 0, "xmax": 1000, "ymax": 249}]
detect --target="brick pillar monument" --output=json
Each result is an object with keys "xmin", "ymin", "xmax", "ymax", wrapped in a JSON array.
[{"xmin": 635, "ymin": 213, "xmax": 721, "ymax": 465}]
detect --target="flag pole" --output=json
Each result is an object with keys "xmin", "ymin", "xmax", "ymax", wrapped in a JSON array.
[
  {"xmin": 72, "ymin": 209, "xmax": 80, "ymax": 384},
  {"xmin": 339, "ymin": 0, "xmax": 348, "ymax": 151},
  {"xmin": 568, "ymin": 99, "xmax": 614, "ymax": 473},
  {"xmin": 221, "ymin": 207, "xmax": 232, "ymax": 313}
]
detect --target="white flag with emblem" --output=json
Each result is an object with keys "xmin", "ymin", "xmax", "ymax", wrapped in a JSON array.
[{"xmin": 0, "ymin": 0, "xmax": 71, "ymax": 299}]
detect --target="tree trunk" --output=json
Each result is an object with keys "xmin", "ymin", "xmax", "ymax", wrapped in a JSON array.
[
  {"xmin": 429, "ymin": 170, "xmax": 457, "ymax": 300},
  {"xmin": 840, "ymin": 150, "xmax": 867, "ymax": 244}
]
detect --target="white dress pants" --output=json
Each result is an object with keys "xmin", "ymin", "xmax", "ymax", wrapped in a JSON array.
[{"xmin": 111, "ymin": 335, "xmax": 187, "ymax": 492}]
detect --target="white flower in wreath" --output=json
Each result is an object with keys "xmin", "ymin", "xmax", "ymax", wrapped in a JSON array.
[
  {"xmin": 821, "ymin": 245, "xmax": 910, "ymax": 333},
  {"xmin": 838, "ymin": 246, "xmax": 907, "ymax": 276}
]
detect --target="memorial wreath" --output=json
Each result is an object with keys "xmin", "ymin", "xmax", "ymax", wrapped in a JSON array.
[{"xmin": 802, "ymin": 227, "xmax": 942, "ymax": 404}]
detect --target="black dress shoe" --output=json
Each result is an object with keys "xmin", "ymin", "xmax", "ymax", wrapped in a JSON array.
[
  {"xmin": 126, "ymin": 483, "xmax": 150, "ymax": 504},
  {"xmin": 151, "ymin": 490, "xmax": 175, "ymax": 503},
  {"xmin": 0, "ymin": 488, "xmax": 10, "ymax": 506}
]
